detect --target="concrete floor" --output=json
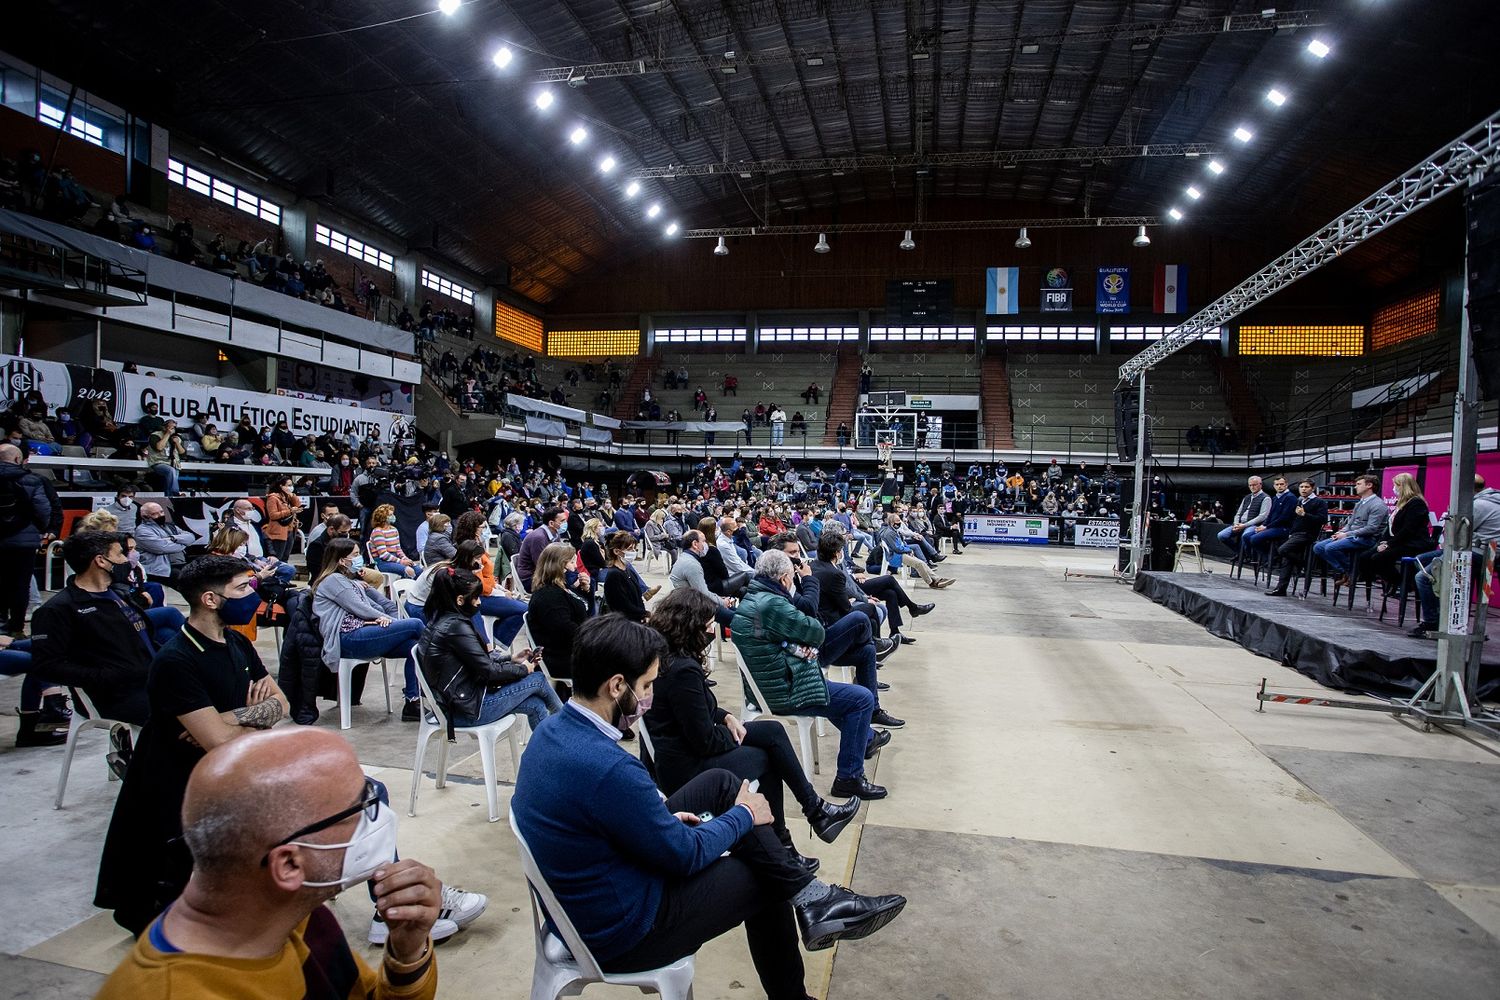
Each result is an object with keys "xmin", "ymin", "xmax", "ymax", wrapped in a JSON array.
[{"xmin": 1, "ymin": 544, "xmax": 1496, "ymax": 998}]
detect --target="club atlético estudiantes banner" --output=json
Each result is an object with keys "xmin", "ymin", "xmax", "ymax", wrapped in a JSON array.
[{"xmin": 0, "ymin": 353, "xmax": 410, "ymax": 441}]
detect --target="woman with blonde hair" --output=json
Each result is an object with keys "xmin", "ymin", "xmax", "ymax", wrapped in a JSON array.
[
  {"xmin": 579, "ymin": 517, "xmax": 607, "ymax": 607},
  {"xmin": 1369, "ymin": 471, "xmax": 1435, "ymax": 588},
  {"xmin": 78, "ymin": 509, "xmax": 119, "ymax": 532},
  {"xmin": 367, "ymin": 502, "xmax": 417, "ymax": 578}
]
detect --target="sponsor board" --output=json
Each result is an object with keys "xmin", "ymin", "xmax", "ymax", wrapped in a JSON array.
[
  {"xmin": 1074, "ymin": 519, "xmax": 1121, "ymax": 548},
  {"xmin": 963, "ymin": 514, "xmax": 1049, "ymax": 545}
]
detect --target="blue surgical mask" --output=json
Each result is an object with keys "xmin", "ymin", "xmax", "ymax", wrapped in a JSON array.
[{"xmin": 215, "ymin": 589, "xmax": 262, "ymax": 626}]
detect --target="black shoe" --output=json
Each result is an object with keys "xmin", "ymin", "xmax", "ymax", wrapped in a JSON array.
[
  {"xmin": 805, "ymin": 796, "xmax": 861, "ymax": 843},
  {"xmin": 38, "ymin": 692, "xmax": 72, "ymax": 728},
  {"xmin": 1407, "ymin": 624, "xmax": 1436, "ymax": 639},
  {"xmin": 105, "ymin": 751, "xmax": 129, "ymax": 780},
  {"xmin": 895, "ymin": 632, "xmax": 917, "ymax": 645},
  {"xmin": 1264, "ymin": 588, "xmax": 1287, "ymax": 596},
  {"xmin": 874, "ymin": 638, "xmax": 899, "ymax": 662},
  {"xmin": 877, "ymin": 681, "xmax": 890, "ymax": 691},
  {"xmin": 401, "ymin": 698, "xmax": 421, "ymax": 722},
  {"xmin": 789, "ymin": 849, "xmax": 821, "ymax": 875},
  {"xmin": 796, "ymin": 885, "xmax": 907, "ymax": 951},
  {"xmin": 15, "ymin": 711, "xmax": 66, "ymax": 748},
  {"xmin": 830, "ymin": 774, "xmax": 888, "ymax": 800},
  {"xmin": 871, "ymin": 709, "xmax": 905, "ymax": 730},
  {"xmin": 109, "ymin": 723, "xmax": 133, "ymax": 759},
  {"xmin": 931, "ymin": 554, "xmax": 946, "ymax": 563},
  {"xmin": 863, "ymin": 728, "xmax": 893, "ymax": 758},
  {"xmin": 911, "ymin": 602, "xmax": 935, "ymax": 617}
]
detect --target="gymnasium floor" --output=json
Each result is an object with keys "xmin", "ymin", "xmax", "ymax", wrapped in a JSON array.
[{"xmin": 1, "ymin": 543, "xmax": 1497, "ymax": 999}]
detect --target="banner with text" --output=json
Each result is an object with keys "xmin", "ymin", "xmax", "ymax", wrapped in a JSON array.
[
  {"xmin": 118, "ymin": 373, "xmax": 408, "ymax": 441},
  {"xmin": 1095, "ymin": 267, "xmax": 1131, "ymax": 314},
  {"xmin": 963, "ymin": 514, "xmax": 1049, "ymax": 545},
  {"xmin": 1073, "ymin": 519, "xmax": 1121, "ymax": 548}
]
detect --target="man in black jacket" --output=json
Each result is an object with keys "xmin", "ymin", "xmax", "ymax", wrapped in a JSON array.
[
  {"xmin": 1265, "ymin": 479, "xmax": 1328, "ymax": 596},
  {"xmin": 0, "ymin": 443, "xmax": 59, "ymax": 634},
  {"xmin": 811, "ymin": 529, "xmax": 933, "ymax": 646}
]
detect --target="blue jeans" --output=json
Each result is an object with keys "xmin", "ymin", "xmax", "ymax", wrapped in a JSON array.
[
  {"xmin": 1412, "ymin": 549, "xmax": 1445, "ymax": 626},
  {"xmin": 152, "ymin": 463, "xmax": 180, "ymax": 496},
  {"xmin": 478, "ymin": 594, "xmax": 526, "ymax": 646},
  {"xmin": 1313, "ymin": 535, "xmax": 1377, "ymax": 577},
  {"xmin": 374, "ymin": 559, "xmax": 416, "ymax": 578},
  {"xmin": 820, "ymin": 612, "xmax": 880, "ymax": 708},
  {"xmin": 1242, "ymin": 527, "xmax": 1287, "ymax": 558},
  {"xmin": 451, "ymin": 671, "xmax": 562, "ymax": 731},
  {"xmin": 1216, "ymin": 525, "xmax": 1247, "ymax": 552},
  {"xmin": 771, "ymin": 424, "xmax": 784, "ymax": 445},
  {"xmin": 142, "ymin": 582, "xmax": 165, "ymax": 608},
  {"xmin": 340, "ymin": 618, "xmax": 425, "ymax": 700},
  {"xmin": 145, "ymin": 606, "xmax": 186, "ymax": 645},
  {"xmin": 0, "ymin": 639, "xmax": 49, "ymax": 711},
  {"xmin": 848, "ymin": 528, "xmax": 873, "ymax": 556},
  {"xmin": 791, "ymin": 681, "xmax": 875, "ymax": 781}
]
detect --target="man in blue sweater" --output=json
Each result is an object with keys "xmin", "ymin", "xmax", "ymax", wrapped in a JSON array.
[
  {"xmin": 1241, "ymin": 475, "xmax": 1297, "ymax": 565},
  {"xmin": 512, "ymin": 615, "xmax": 906, "ymax": 999}
]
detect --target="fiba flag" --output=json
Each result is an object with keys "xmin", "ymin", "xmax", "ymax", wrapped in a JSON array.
[
  {"xmin": 1096, "ymin": 266, "xmax": 1130, "ymax": 314},
  {"xmin": 1154, "ymin": 264, "xmax": 1187, "ymax": 314},
  {"xmin": 985, "ymin": 267, "xmax": 1020, "ymax": 315}
]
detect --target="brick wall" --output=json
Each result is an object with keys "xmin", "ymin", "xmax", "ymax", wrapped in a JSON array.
[
  {"xmin": 0, "ymin": 110, "xmax": 126, "ymax": 198},
  {"xmin": 165, "ymin": 185, "xmax": 280, "ymax": 252}
]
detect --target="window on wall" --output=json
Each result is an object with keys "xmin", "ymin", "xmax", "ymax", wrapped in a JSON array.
[
  {"xmin": 167, "ymin": 159, "xmax": 282, "ymax": 225},
  {"xmin": 546, "ymin": 329, "xmax": 640, "ymax": 357},
  {"xmin": 1371, "ymin": 290, "xmax": 1440, "ymax": 351},
  {"xmin": 34, "ymin": 85, "xmax": 127, "ymax": 153},
  {"xmin": 986, "ymin": 324, "xmax": 1095, "ymax": 342},
  {"xmin": 760, "ymin": 326, "xmax": 860, "ymax": 342},
  {"xmin": 495, "ymin": 301, "xmax": 544, "ymax": 351},
  {"xmin": 1237, "ymin": 325, "xmax": 1364, "ymax": 357},
  {"xmin": 1107, "ymin": 325, "xmax": 1223, "ymax": 343},
  {"xmin": 655, "ymin": 328, "xmax": 747, "ymax": 344},
  {"xmin": 869, "ymin": 326, "xmax": 975, "ymax": 342},
  {"xmin": 420, "ymin": 268, "xmax": 475, "ymax": 306},
  {"xmin": 315, "ymin": 223, "xmax": 394, "ymax": 271}
]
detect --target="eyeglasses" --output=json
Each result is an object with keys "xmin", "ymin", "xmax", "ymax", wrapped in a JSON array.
[{"xmin": 261, "ymin": 776, "xmax": 379, "ymax": 866}]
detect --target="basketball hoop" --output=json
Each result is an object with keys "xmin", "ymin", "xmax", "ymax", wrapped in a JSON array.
[{"xmin": 875, "ymin": 430, "xmax": 897, "ymax": 472}]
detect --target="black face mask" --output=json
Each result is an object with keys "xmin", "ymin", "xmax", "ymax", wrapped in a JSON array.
[{"xmin": 103, "ymin": 558, "xmax": 134, "ymax": 586}]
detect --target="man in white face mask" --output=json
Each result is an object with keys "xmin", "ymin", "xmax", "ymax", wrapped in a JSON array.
[{"xmin": 96, "ymin": 728, "xmax": 442, "ymax": 998}]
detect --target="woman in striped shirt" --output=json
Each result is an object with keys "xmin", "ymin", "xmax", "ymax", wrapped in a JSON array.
[{"xmin": 367, "ymin": 503, "xmax": 417, "ymax": 579}]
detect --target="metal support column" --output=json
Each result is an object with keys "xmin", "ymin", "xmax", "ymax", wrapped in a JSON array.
[{"xmin": 1126, "ymin": 371, "xmax": 1148, "ymax": 577}]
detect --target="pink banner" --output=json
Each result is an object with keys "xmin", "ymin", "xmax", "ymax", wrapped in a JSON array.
[{"xmin": 1419, "ymin": 451, "xmax": 1500, "ymax": 517}]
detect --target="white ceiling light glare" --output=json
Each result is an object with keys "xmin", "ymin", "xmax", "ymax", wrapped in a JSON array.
[
  {"xmin": 1185, "ymin": 185, "xmax": 1203, "ymax": 200},
  {"xmin": 1014, "ymin": 226, "xmax": 1031, "ymax": 249},
  {"xmin": 1307, "ymin": 38, "xmax": 1331, "ymax": 58},
  {"xmin": 1020, "ymin": 42, "xmax": 1040, "ymax": 54},
  {"xmin": 646, "ymin": 202, "xmax": 662, "ymax": 219},
  {"xmin": 569, "ymin": 126, "xmax": 588, "ymax": 145},
  {"xmin": 899, "ymin": 229, "xmax": 916, "ymax": 251},
  {"xmin": 814, "ymin": 232, "xmax": 831, "ymax": 254},
  {"xmin": 437, "ymin": 0, "xmax": 460, "ymax": 16},
  {"xmin": 1133, "ymin": 225, "xmax": 1151, "ymax": 248},
  {"xmin": 664, "ymin": 222, "xmax": 679, "ymax": 237},
  {"xmin": 713, "ymin": 236, "xmax": 729, "ymax": 256},
  {"xmin": 624, "ymin": 180, "xmax": 641, "ymax": 198},
  {"xmin": 1233, "ymin": 125, "xmax": 1254, "ymax": 143},
  {"xmin": 1266, "ymin": 87, "xmax": 1287, "ymax": 107},
  {"xmin": 533, "ymin": 89, "xmax": 555, "ymax": 111},
  {"xmin": 1207, "ymin": 159, "xmax": 1226, "ymax": 176},
  {"xmin": 491, "ymin": 46, "xmax": 513, "ymax": 69},
  {"xmin": 1168, "ymin": 207, "xmax": 1184, "ymax": 221},
  {"xmin": 598, "ymin": 155, "xmax": 616, "ymax": 174}
]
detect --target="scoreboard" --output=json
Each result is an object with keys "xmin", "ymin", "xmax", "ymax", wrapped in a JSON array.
[{"xmin": 885, "ymin": 279, "xmax": 954, "ymax": 323}]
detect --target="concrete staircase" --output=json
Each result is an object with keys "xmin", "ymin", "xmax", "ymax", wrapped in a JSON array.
[
  {"xmin": 613, "ymin": 356, "xmax": 659, "ymax": 421},
  {"xmin": 980, "ymin": 353, "xmax": 1014, "ymax": 449},
  {"xmin": 1211, "ymin": 354, "xmax": 1264, "ymax": 448},
  {"xmin": 415, "ymin": 375, "xmax": 501, "ymax": 448},
  {"xmin": 821, "ymin": 349, "xmax": 861, "ymax": 444}
]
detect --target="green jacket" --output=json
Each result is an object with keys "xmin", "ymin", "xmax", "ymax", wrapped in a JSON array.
[{"xmin": 731, "ymin": 576, "xmax": 828, "ymax": 712}]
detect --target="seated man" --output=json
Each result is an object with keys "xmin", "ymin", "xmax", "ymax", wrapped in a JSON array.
[
  {"xmin": 97, "ymin": 728, "xmax": 441, "ymax": 999},
  {"xmin": 734, "ymin": 550, "xmax": 892, "ymax": 800},
  {"xmin": 1410, "ymin": 474, "xmax": 1500, "ymax": 637},
  {"xmin": 135, "ymin": 501, "xmax": 197, "ymax": 592},
  {"xmin": 873, "ymin": 512, "xmax": 954, "ymax": 590},
  {"xmin": 1241, "ymin": 476, "xmax": 1296, "ymax": 565},
  {"xmin": 1312, "ymin": 474, "xmax": 1389, "ymax": 586},
  {"xmin": 815, "ymin": 527, "xmax": 933, "ymax": 646},
  {"xmin": 667, "ymin": 530, "xmax": 737, "ymax": 627},
  {"xmin": 1215, "ymin": 477, "xmax": 1270, "ymax": 556},
  {"xmin": 1265, "ymin": 479, "xmax": 1327, "ymax": 597},
  {"xmin": 769, "ymin": 530, "xmax": 900, "ymax": 664},
  {"xmin": 512, "ymin": 615, "xmax": 905, "ymax": 998}
]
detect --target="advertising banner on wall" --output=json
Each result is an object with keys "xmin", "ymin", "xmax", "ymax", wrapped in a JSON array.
[
  {"xmin": 1095, "ymin": 266, "xmax": 1131, "ymax": 314},
  {"xmin": 1073, "ymin": 519, "xmax": 1121, "ymax": 548},
  {"xmin": 963, "ymin": 514, "xmax": 1049, "ymax": 545},
  {"xmin": 0, "ymin": 353, "xmax": 409, "ymax": 441}
]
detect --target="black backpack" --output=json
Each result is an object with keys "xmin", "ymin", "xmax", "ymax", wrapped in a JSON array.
[{"xmin": 0, "ymin": 475, "xmax": 40, "ymax": 535}]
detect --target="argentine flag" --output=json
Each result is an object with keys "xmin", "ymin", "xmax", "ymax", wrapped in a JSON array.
[{"xmin": 986, "ymin": 267, "xmax": 1020, "ymax": 315}]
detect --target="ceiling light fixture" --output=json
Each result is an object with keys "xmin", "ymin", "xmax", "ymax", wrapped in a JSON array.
[
  {"xmin": 438, "ymin": 0, "xmax": 460, "ymax": 15},
  {"xmin": 1014, "ymin": 227, "xmax": 1031, "ymax": 249},
  {"xmin": 1207, "ymin": 159, "xmax": 1226, "ymax": 175},
  {"xmin": 1185, "ymin": 185, "xmax": 1202, "ymax": 200},
  {"xmin": 491, "ymin": 46, "xmax": 513, "ymax": 69},
  {"xmin": 1130, "ymin": 39, "xmax": 1151, "ymax": 51},
  {"xmin": 1266, "ymin": 87, "xmax": 1287, "ymax": 106},
  {"xmin": 814, "ymin": 232, "xmax": 830, "ymax": 254},
  {"xmin": 598, "ymin": 155, "xmax": 616, "ymax": 173},
  {"xmin": 1307, "ymin": 38, "xmax": 1331, "ymax": 58},
  {"xmin": 1168, "ymin": 207, "xmax": 1184, "ymax": 221},
  {"xmin": 1020, "ymin": 42, "xmax": 1040, "ymax": 54},
  {"xmin": 533, "ymin": 89, "xmax": 555, "ymax": 111},
  {"xmin": 1133, "ymin": 225, "xmax": 1151, "ymax": 248},
  {"xmin": 899, "ymin": 229, "xmax": 916, "ymax": 251},
  {"xmin": 713, "ymin": 237, "xmax": 728, "ymax": 256},
  {"xmin": 664, "ymin": 222, "xmax": 679, "ymax": 237},
  {"xmin": 624, "ymin": 181, "xmax": 641, "ymax": 198},
  {"xmin": 806, "ymin": 55, "xmax": 825, "ymax": 67},
  {"xmin": 1233, "ymin": 125, "xmax": 1254, "ymax": 143},
  {"xmin": 646, "ymin": 202, "xmax": 661, "ymax": 219},
  {"xmin": 569, "ymin": 126, "xmax": 588, "ymax": 145}
]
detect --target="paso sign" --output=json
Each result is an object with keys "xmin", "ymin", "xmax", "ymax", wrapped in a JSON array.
[
  {"xmin": 1073, "ymin": 519, "xmax": 1121, "ymax": 548},
  {"xmin": 964, "ymin": 514, "xmax": 1049, "ymax": 545}
]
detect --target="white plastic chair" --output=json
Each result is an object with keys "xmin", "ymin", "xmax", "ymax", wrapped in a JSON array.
[
  {"xmin": 512, "ymin": 611, "xmax": 559, "ymax": 689},
  {"xmin": 335, "ymin": 656, "xmax": 393, "ymax": 730},
  {"xmin": 390, "ymin": 578, "xmax": 417, "ymax": 617},
  {"xmin": 732, "ymin": 645, "xmax": 819, "ymax": 778},
  {"xmin": 408, "ymin": 649, "xmax": 521, "ymax": 823},
  {"xmin": 55, "ymin": 688, "xmax": 139, "ymax": 809},
  {"xmin": 510, "ymin": 806, "xmax": 696, "ymax": 1000}
]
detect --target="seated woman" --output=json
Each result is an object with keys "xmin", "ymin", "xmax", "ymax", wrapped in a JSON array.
[
  {"xmin": 210, "ymin": 525, "xmax": 295, "ymax": 589},
  {"xmin": 643, "ymin": 588, "xmax": 859, "ymax": 867},
  {"xmin": 1368, "ymin": 472, "xmax": 1435, "ymax": 587},
  {"xmin": 696, "ymin": 516, "xmax": 748, "ymax": 598},
  {"xmin": 367, "ymin": 503, "xmax": 417, "ymax": 578},
  {"xmin": 526, "ymin": 542, "xmax": 590, "ymax": 684},
  {"xmin": 579, "ymin": 517, "xmax": 607, "ymax": 609},
  {"xmin": 422, "ymin": 512, "xmax": 457, "ymax": 565},
  {"xmin": 417, "ymin": 568, "xmax": 560, "ymax": 733},
  {"xmin": 601, "ymin": 529, "xmax": 655, "ymax": 623},
  {"xmin": 310, "ymin": 538, "xmax": 426, "ymax": 721},
  {"xmin": 404, "ymin": 539, "xmax": 484, "ymax": 623},
  {"xmin": 453, "ymin": 511, "xmax": 526, "ymax": 646}
]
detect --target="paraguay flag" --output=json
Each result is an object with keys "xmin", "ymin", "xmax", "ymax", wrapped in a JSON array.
[
  {"xmin": 1153, "ymin": 264, "xmax": 1187, "ymax": 314},
  {"xmin": 986, "ymin": 267, "xmax": 1020, "ymax": 314}
]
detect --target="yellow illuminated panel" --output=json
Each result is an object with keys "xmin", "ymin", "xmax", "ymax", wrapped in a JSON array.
[
  {"xmin": 546, "ymin": 329, "xmax": 640, "ymax": 358},
  {"xmin": 1371, "ymin": 290, "xmax": 1439, "ymax": 351},
  {"xmin": 1238, "ymin": 324, "xmax": 1364, "ymax": 357},
  {"xmin": 494, "ymin": 301, "xmax": 543, "ymax": 352}
]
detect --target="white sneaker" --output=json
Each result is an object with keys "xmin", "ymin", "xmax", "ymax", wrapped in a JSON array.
[
  {"xmin": 369, "ymin": 911, "xmax": 458, "ymax": 946},
  {"xmin": 439, "ymin": 884, "xmax": 488, "ymax": 928}
]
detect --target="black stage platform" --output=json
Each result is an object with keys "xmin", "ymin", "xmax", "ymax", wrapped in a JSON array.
[{"xmin": 1134, "ymin": 571, "xmax": 1500, "ymax": 700}]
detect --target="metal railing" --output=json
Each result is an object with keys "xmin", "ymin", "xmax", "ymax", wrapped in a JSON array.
[{"xmin": 0, "ymin": 233, "xmax": 147, "ymax": 305}]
